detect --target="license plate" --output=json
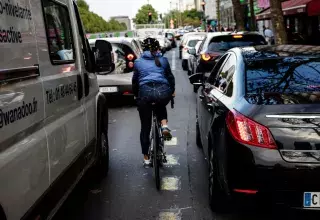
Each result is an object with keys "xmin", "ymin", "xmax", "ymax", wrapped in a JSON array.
[
  {"xmin": 304, "ymin": 192, "xmax": 320, "ymax": 207},
  {"xmin": 100, "ymin": 87, "xmax": 118, "ymax": 93}
]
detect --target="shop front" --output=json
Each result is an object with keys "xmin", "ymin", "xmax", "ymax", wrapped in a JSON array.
[{"xmin": 256, "ymin": 0, "xmax": 320, "ymax": 45}]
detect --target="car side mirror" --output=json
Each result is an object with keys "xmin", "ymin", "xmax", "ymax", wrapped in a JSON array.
[
  {"xmin": 189, "ymin": 73, "xmax": 203, "ymax": 85},
  {"xmin": 95, "ymin": 40, "xmax": 115, "ymax": 74},
  {"xmin": 188, "ymin": 48, "xmax": 196, "ymax": 55}
]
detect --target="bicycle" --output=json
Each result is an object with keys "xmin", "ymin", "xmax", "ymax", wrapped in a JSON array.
[{"xmin": 149, "ymin": 98, "xmax": 175, "ymax": 190}]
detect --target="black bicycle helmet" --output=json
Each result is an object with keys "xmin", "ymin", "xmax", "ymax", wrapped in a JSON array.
[{"xmin": 142, "ymin": 37, "xmax": 161, "ymax": 52}]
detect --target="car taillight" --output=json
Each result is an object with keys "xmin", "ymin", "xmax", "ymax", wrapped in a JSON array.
[
  {"xmin": 201, "ymin": 53, "xmax": 211, "ymax": 61},
  {"xmin": 226, "ymin": 109, "xmax": 277, "ymax": 149},
  {"xmin": 128, "ymin": 61, "xmax": 134, "ymax": 68},
  {"xmin": 127, "ymin": 54, "xmax": 134, "ymax": 61}
]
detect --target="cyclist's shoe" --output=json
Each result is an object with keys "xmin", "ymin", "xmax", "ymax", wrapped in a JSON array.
[
  {"xmin": 161, "ymin": 126, "xmax": 172, "ymax": 141},
  {"xmin": 143, "ymin": 159, "xmax": 152, "ymax": 168}
]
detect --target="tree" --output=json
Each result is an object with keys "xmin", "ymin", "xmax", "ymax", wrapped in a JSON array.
[
  {"xmin": 269, "ymin": 0, "xmax": 287, "ymax": 44},
  {"xmin": 231, "ymin": 0, "xmax": 245, "ymax": 30},
  {"xmin": 134, "ymin": 4, "xmax": 158, "ymax": 24},
  {"xmin": 76, "ymin": 0, "xmax": 126, "ymax": 33}
]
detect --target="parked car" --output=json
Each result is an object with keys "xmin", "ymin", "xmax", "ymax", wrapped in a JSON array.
[
  {"xmin": 187, "ymin": 41, "xmax": 203, "ymax": 75},
  {"xmin": 165, "ymin": 32, "xmax": 177, "ymax": 48},
  {"xmin": 89, "ymin": 37, "xmax": 142, "ymax": 98},
  {"xmin": 179, "ymin": 32, "xmax": 207, "ymax": 59},
  {"xmin": 0, "ymin": 0, "xmax": 113, "ymax": 219},
  {"xmin": 189, "ymin": 44, "xmax": 320, "ymax": 212},
  {"xmin": 181, "ymin": 35, "xmax": 206, "ymax": 71},
  {"xmin": 195, "ymin": 32, "xmax": 267, "ymax": 74}
]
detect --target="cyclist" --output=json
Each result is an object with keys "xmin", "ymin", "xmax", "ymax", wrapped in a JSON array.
[{"xmin": 132, "ymin": 37, "xmax": 175, "ymax": 167}]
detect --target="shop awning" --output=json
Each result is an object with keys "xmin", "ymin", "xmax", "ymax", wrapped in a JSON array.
[{"xmin": 256, "ymin": 0, "xmax": 320, "ymax": 20}]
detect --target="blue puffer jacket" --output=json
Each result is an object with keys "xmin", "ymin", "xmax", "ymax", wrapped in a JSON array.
[{"xmin": 132, "ymin": 51, "xmax": 175, "ymax": 96}]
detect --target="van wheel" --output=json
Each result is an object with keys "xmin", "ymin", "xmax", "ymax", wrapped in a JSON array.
[{"xmin": 96, "ymin": 112, "xmax": 109, "ymax": 177}]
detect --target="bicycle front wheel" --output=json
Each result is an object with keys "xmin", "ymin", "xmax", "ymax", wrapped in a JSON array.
[{"xmin": 153, "ymin": 121, "xmax": 160, "ymax": 190}]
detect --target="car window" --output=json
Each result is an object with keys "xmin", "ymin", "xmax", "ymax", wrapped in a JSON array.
[
  {"xmin": 198, "ymin": 36, "xmax": 207, "ymax": 52},
  {"xmin": 207, "ymin": 54, "xmax": 229, "ymax": 84},
  {"xmin": 245, "ymin": 57, "xmax": 320, "ymax": 104},
  {"xmin": 188, "ymin": 39, "xmax": 201, "ymax": 47},
  {"xmin": 42, "ymin": 0, "xmax": 75, "ymax": 64},
  {"xmin": 208, "ymin": 35, "xmax": 267, "ymax": 53},
  {"xmin": 213, "ymin": 54, "xmax": 236, "ymax": 96}
]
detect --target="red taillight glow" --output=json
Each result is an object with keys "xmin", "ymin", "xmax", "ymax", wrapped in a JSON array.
[
  {"xmin": 128, "ymin": 61, "xmax": 134, "ymax": 68},
  {"xmin": 201, "ymin": 53, "xmax": 211, "ymax": 61},
  {"xmin": 226, "ymin": 109, "xmax": 277, "ymax": 149},
  {"xmin": 127, "ymin": 54, "xmax": 134, "ymax": 61},
  {"xmin": 233, "ymin": 189, "xmax": 258, "ymax": 194}
]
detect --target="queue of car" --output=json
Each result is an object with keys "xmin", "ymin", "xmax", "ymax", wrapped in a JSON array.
[{"xmin": 181, "ymin": 29, "xmax": 320, "ymax": 211}]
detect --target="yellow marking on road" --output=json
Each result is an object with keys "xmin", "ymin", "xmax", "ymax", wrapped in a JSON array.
[
  {"xmin": 161, "ymin": 176, "xmax": 181, "ymax": 191},
  {"xmin": 165, "ymin": 137, "xmax": 178, "ymax": 146},
  {"xmin": 164, "ymin": 154, "xmax": 179, "ymax": 166},
  {"xmin": 158, "ymin": 211, "xmax": 181, "ymax": 220}
]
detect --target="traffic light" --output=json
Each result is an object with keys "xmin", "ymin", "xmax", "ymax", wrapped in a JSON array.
[{"xmin": 148, "ymin": 12, "xmax": 152, "ymax": 23}]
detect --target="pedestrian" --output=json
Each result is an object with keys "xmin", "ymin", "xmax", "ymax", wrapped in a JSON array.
[{"xmin": 264, "ymin": 26, "xmax": 275, "ymax": 45}]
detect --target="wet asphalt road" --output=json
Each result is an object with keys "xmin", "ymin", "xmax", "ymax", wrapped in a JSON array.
[{"xmin": 54, "ymin": 48, "xmax": 320, "ymax": 220}]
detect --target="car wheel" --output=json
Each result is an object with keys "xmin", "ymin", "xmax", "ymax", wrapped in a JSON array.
[
  {"xmin": 182, "ymin": 60, "xmax": 188, "ymax": 71},
  {"xmin": 95, "ymin": 108, "xmax": 109, "ymax": 178},
  {"xmin": 193, "ymin": 85, "xmax": 198, "ymax": 93},
  {"xmin": 196, "ymin": 121, "xmax": 202, "ymax": 148},
  {"xmin": 208, "ymin": 127, "xmax": 230, "ymax": 212}
]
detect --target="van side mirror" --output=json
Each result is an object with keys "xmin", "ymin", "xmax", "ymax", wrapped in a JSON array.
[
  {"xmin": 188, "ymin": 48, "xmax": 196, "ymax": 55},
  {"xmin": 95, "ymin": 40, "xmax": 115, "ymax": 73},
  {"xmin": 189, "ymin": 73, "xmax": 203, "ymax": 85}
]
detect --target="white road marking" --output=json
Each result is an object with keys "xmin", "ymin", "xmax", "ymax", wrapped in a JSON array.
[
  {"xmin": 165, "ymin": 137, "xmax": 178, "ymax": 146},
  {"xmin": 161, "ymin": 176, "xmax": 181, "ymax": 191},
  {"xmin": 164, "ymin": 154, "xmax": 180, "ymax": 166},
  {"xmin": 171, "ymin": 50, "xmax": 176, "ymax": 71}
]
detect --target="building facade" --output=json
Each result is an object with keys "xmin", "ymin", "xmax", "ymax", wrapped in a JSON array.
[
  {"xmin": 204, "ymin": 0, "xmax": 217, "ymax": 20},
  {"xmin": 220, "ymin": 0, "xmax": 235, "ymax": 29},
  {"xmin": 194, "ymin": 0, "xmax": 201, "ymax": 11},
  {"xmin": 110, "ymin": 16, "xmax": 131, "ymax": 30}
]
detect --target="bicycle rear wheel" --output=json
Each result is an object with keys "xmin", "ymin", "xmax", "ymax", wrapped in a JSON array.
[{"xmin": 153, "ymin": 119, "xmax": 161, "ymax": 190}]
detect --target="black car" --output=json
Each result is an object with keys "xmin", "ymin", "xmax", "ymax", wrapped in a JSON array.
[
  {"xmin": 189, "ymin": 45, "xmax": 320, "ymax": 211},
  {"xmin": 194, "ymin": 32, "xmax": 267, "ymax": 74}
]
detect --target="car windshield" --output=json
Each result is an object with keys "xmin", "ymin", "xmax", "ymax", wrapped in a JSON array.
[
  {"xmin": 245, "ymin": 56, "xmax": 320, "ymax": 104},
  {"xmin": 208, "ymin": 35, "xmax": 267, "ymax": 52}
]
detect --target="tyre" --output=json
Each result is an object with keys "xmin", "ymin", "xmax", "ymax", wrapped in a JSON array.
[
  {"xmin": 182, "ymin": 60, "xmax": 188, "ymax": 71},
  {"xmin": 153, "ymin": 124, "xmax": 160, "ymax": 190},
  {"xmin": 95, "ymin": 106, "xmax": 109, "ymax": 178},
  {"xmin": 193, "ymin": 85, "xmax": 198, "ymax": 93},
  {"xmin": 196, "ymin": 122, "xmax": 203, "ymax": 148},
  {"xmin": 208, "ymin": 127, "xmax": 230, "ymax": 212}
]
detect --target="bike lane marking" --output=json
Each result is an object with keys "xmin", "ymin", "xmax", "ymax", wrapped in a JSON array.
[
  {"xmin": 161, "ymin": 176, "xmax": 181, "ymax": 191},
  {"xmin": 171, "ymin": 50, "xmax": 176, "ymax": 70}
]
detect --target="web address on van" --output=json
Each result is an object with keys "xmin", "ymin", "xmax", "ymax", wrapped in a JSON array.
[{"xmin": 0, "ymin": 98, "xmax": 38, "ymax": 129}]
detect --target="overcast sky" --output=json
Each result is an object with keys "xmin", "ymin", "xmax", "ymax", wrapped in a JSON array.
[{"xmin": 86, "ymin": 0, "xmax": 193, "ymax": 20}]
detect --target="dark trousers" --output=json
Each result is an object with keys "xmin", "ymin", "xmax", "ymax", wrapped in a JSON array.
[{"xmin": 137, "ymin": 83, "xmax": 172, "ymax": 155}]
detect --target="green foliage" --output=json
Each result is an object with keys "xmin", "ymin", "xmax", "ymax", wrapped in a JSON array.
[
  {"xmin": 76, "ymin": 0, "xmax": 127, "ymax": 33},
  {"xmin": 163, "ymin": 9, "xmax": 202, "ymax": 28},
  {"xmin": 134, "ymin": 4, "xmax": 158, "ymax": 24}
]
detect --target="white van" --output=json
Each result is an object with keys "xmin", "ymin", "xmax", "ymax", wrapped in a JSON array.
[{"xmin": 0, "ymin": 0, "xmax": 113, "ymax": 219}]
